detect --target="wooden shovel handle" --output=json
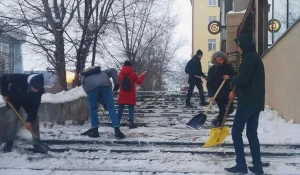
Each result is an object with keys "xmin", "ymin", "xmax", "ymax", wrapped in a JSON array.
[
  {"xmin": 204, "ymin": 80, "xmax": 226, "ymax": 114},
  {"xmin": 6, "ymin": 101, "xmax": 39, "ymax": 139},
  {"xmin": 220, "ymin": 86, "xmax": 236, "ymax": 129}
]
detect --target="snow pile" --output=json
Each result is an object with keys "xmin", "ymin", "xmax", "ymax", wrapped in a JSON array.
[
  {"xmin": 258, "ymin": 106, "xmax": 300, "ymax": 144},
  {"xmin": 41, "ymin": 86, "xmax": 86, "ymax": 103}
]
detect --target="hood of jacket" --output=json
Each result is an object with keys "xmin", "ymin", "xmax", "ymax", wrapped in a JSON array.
[
  {"xmin": 120, "ymin": 66, "xmax": 134, "ymax": 75},
  {"xmin": 234, "ymin": 33, "xmax": 256, "ymax": 57}
]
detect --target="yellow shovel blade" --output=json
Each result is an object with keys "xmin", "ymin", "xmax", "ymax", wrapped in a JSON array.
[{"xmin": 203, "ymin": 126, "xmax": 230, "ymax": 148}]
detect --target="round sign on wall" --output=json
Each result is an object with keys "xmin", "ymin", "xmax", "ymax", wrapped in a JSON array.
[
  {"xmin": 268, "ymin": 19, "xmax": 281, "ymax": 33},
  {"xmin": 208, "ymin": 21, "xmax": 221, "ymax": 35}
]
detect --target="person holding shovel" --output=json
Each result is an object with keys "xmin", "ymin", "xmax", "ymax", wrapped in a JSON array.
[
  {"xmin": 0, "ymin": 73, "xmax": 48, "ymax": 154},
  {"xmin": 207, "ymin": 51, "xmax": 235, "ymax": 127},
  {"xmin": 225, "ymin": 33, "xmax": 265, "ymax": 175}
]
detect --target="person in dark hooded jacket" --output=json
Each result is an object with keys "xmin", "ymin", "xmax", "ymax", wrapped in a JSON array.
[
  {"xmin": 0, "ymin": 73, "xmax": 47, "ymax": 153},
  {"xmin": 185, "ymin": 49, "xmax": 208, "ymax": 108},
  {"xmin": 224, "ymin": 33, "xmax": 265, "ymax": 175},
  {"xmin": 207, "ymin": 51, "xmax": 235, "ymax": 127},
  {"xmin": 117, "ymin": 61, "xmax": 146, "ymax": 129}
]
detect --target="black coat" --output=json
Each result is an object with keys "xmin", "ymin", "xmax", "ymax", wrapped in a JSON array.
[
  {"xmin": 0, "ymin": 74, "xmax": 44, "ymax": 122},
  {"xmin": 231, "ymin": 34, "xmax": 265, "ymax": 111},
  {"xmin": 185, "ymin": 55, "xmax": 207, "ymax": 84},
  {"xmin": 207, "ymin": 63, "xmax": 236, "ymax": 98}
]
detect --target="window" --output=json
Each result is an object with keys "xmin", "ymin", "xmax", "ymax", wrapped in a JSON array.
[
  {"xmin": 208, "ymin": 0, "xmax": 216, "ymax": 6},
  {"xmin": 208, "ymin": 39, "xmax": 216, "ymax": 51},
  {"xmin": 208, "ymin": 16, "xmax": 217, "ymax": 24}
]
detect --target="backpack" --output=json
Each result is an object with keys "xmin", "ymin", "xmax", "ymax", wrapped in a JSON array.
[
  {"xmin": 185, "ymin": 60, "xmax": 192, "ymax": 74},
  {"xmin": 121, "ymin": 74, "xmax": 131, "ymax": 91}
]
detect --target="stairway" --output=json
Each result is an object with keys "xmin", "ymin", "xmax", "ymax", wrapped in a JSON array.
[{"xmin": 3, "ymin": 91, "xmax": 300, "ymax": 174}]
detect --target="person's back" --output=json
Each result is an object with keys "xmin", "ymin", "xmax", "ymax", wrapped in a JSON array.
[{"xmin": 117, "ymin": 61, "xmax": 146, "ymax": 129}]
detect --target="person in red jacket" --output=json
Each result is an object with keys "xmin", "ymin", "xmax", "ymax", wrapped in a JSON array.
[{"xmin": 117, "ymin": 61, "xmax": 146, "ymax": 129}]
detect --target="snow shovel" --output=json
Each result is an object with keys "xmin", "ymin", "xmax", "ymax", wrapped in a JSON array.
[
  {"xmin": 202, "ymin": 86, "xmax": 236, "ymax": 148},
  {"xmin": 186, "ymin": 79, "xmax": 226, "ymax": 130},
  {"xmin": 6, "ymin": 101, "xmax": 49, "ymax": 153}
]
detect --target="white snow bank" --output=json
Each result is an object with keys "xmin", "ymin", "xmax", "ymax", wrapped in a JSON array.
[
  {"xmin": 228, "ymin": 9, "xmax": 246, "ymax": 14},
  {"xmin": 0, "ymin": 86, "xmax": 86, "ymax": 106}
]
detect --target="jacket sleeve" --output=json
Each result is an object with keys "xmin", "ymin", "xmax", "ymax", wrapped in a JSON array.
[
  {"xmin": 135, "ymin": 73, "xmax": 146, "ymax": 85},
  {"xmin": 231, "ymin": 57, "xmax": 255, "ymax": 87},
  {"xmin": 0, "ymin": 74, "xmax": 9, "ymax": 96},
  {"xmin": 206, "ymin": 68, "xmax": 215, "ymax": 97},
  {"xmin": 26, "ymin": 90, "xmax": 44, "ymax": 123},
  {"xmin": 199, "ymin": 62, "xmax": 207, "ymax": 78},
  {"xmin": 104, "ymin": 68, "xmax": 119, "ymax": 85}
]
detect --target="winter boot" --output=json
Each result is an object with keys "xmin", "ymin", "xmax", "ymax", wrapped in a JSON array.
[
  {"xmin": 200, "ymin": 101, "xmax": 209, "ymax": 106},
  {"xmin": 248, "ymin": 166, "xmax": 264, "ymax": 175},
  {"xmin": 81, "ymin": 128, "xmax": 99, "ymax": 138},
  {"xmin": 114, "ymin": 127, "xmax": 125, "ymax": 139},
  {"xmin": 211, "ymin": 118, "xmax": 219, "ymax": 127},
  {"xmin": 33, "ymin": 144, "xmax": 48, "ymax": 154},
  {"xmin": 2, "ymin": 141, "xmax": 13, "ymax": 153},
  {"xmin": 129, "ymin": 119, "xmax": 137, "ymax": 129},
  {"xmin": 224, "ymin": 164, "xmax": 248, "ymax": 174}
]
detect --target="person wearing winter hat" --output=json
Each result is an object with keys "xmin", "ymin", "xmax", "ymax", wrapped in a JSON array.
[
  {"xmin": 0, "ymin": 73, "xmax": 48, "ymax": 154},
  {"xmin": 117, "ymin": 60, "xmax": 146, "ymax": 129},
  {"xmin": 225, "ymin": 33, "xmax": 265, "ymax": 175},
  {"xmin": 206, "ymin": 51, "xmax": 235, "ymax": 127},
  {"xmin": 184, "ymin": 49, "xmax": 209, "ymax": 108}
]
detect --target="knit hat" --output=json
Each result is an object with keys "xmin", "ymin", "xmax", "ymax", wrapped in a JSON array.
[
  {"xmin": 124, "ymin": 60, "xmax": 132, "ymax": 67},
  {"xmin": 196, "ymin": 49, "xmax": 203, "ymax": 56},
  {"xmin": 27, "ymin": 74, "xmax": 44, "ymax": 90}
]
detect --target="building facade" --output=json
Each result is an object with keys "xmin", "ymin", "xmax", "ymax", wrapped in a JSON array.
[
  {"xmin": 0, "ymin": 28, "xmax": 26, "ymax": 74},
  {"xmin": 191, "ymin": 0, "xmax": 221, "ymax": 73}
]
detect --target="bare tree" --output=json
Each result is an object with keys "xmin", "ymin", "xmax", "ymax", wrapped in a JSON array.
[
  {"xmin": 70, "ymin": 0, "xmax": 115, "ymax": 87},
  {"xmin": 0, "ymin": 0, "xmax": 80, "ymax": 90}
]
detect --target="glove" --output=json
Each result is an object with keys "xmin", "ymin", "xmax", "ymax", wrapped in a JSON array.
[{"xmin": 113, "ymin": 84, "xmax": 119, "ymax": 91}]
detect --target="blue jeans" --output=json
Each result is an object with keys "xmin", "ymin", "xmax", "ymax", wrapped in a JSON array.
[
  {"xmin": 232, "ymin": 105, "xmax": 262, "ymax": 166},
  {"xmin": 87, "ymin": 86, "xmax": 119, "ymax": 128},
  {"xmin": 118, "ymin": 104, "xmax": 134, "ymax": 121}
]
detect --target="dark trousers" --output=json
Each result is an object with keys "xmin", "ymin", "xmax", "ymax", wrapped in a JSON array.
[
  {"xmin": 232, "ymin": 105, "xmax": 262, "ymax": 166},
  {"xmin": 215, "ymin": 96, "xmax": 233, "ymax": 125},
  {"xmin": 186, "ymin": 83, "xmax": 205, "ymax": 105}
]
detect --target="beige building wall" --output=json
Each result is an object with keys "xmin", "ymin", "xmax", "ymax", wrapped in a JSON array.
[
  {"xmin": 192, "ymin": 0, "xmax": 220, "ymax": 74},
  {"xmin": 262, "ymin": 20, "xmax": 300, "ymax": 123},
  {"xmin": 226, "ymin": 12, "xmax": 245, "ymax": 61},
  {"xmin": 233, "ymin": 0, "xmax": 250, "ymax": 12}
]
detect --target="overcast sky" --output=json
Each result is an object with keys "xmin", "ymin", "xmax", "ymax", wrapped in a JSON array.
[{"xmin": 21, "ymin": 0, "xmax": 192, "ymax": 71}]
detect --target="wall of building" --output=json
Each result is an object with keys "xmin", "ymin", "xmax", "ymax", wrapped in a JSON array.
[
  {"xmin": 233, "ymin": 0, "xmax": 250, "ymax": 12},
  {"xmin": 192, "ymin": 0, "xmax": 220, "ymax": 73},
  {"xmin": 262, "ymin": 19, "xmax": 300, "ymax": 123}
]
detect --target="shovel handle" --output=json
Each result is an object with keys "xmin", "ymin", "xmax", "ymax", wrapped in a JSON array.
[
  {"xmin": 220, "ymin": 86, "xmax": 236, "ymax": 129},
  {"xmin": 6, "ymin": 101, "xmax": 39, "ymax": 139},
  {"xmin": 204, "ymin": 80, "xmax": 226, "ymax": 114}
]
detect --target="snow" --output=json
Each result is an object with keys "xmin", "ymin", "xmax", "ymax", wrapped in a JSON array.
[
  {"xmin": 1, "ymin": 105, "xmax": 300, "ymax": 174},
  {"xmin": 227, "ymin": 10, "xmax": 246, "ymax": 14}
]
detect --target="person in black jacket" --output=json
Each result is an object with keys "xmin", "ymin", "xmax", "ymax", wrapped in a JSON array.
[
  {"xmin": 225, "ymin": 33, "xmax": 265, "ymax": 175},
  {"xmin": 207, "ymin": 51, "xmax": 235, "ymax": 127},
  {"xmin": 0, "ymin": 73, "xmax": 48, "ymax": 153},
  {"xmin": 185, "ymin": 49, "xmax": 209, "ymax": 108}
]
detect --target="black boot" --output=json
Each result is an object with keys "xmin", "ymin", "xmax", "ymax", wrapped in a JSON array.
[
  {"xmin": 211, "ymin": 118, "xmax": 219, "ymax": 127},
  {"xmin": 224, "ymin": 164, "xmax": 248, "ymax": 174},
  {"xmin": 129, "ymin": 119, "xmax": 137, "ymax": 129},
  {"xmin": 2, "ymin": 141, "xmax": 13, "ymax": 153},
  {"xmin": 201, "ymin": 101, "xmax": 209, "ymax": 106},
  {"xmin": 248, "ymin": 166, "xmax": 264, "ymax": 175},
  {"xmin": 33, "ymin": 144, "xmax": 48, "ymax": 154},
  {"xmin": 114, "ymin": 127, "xmax": 125, "ymax": 139},
  {"xmin": 81, "ymin": 128, "xmax": 99, "ymax": 138}
]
